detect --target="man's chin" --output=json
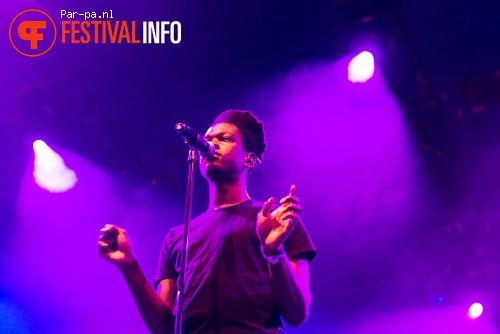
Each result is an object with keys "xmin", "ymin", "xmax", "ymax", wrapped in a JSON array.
[{"xmin": 203, "ymin": 165, "xmax": 235, "ymax": 183}]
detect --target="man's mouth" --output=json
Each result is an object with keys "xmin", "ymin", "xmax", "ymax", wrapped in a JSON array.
[{"xmin": 205, "ymin": 153, "xmax": 221, "ymax": 162}]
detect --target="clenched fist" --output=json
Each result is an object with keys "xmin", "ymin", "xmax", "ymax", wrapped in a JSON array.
[{"xmin": 98, "ymin": 224, "xmax": 136, "ymax": 267}]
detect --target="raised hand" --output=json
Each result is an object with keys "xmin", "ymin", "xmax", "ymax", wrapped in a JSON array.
[
  {"xmin": 257, "ymin": 185, "xmax": 302, "ymax": 256},
  {"xmin": 98, "ymin": 224, "xmax": 136, "ymax": 267}
]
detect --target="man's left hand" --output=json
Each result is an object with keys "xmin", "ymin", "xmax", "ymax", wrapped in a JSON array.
[{"xmin": 257, "ymin": 185, "xmax": 302, "ymax": 256}]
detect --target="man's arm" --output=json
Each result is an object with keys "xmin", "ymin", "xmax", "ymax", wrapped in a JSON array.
[
  {"xmin": 119, "ymin": 262, "xmax": 175, "ymax": 334},
  {"xmin": 98, "ymin": 225, "xmax": 175, "ymax": 334},
  {"xmin": 268, "ymin": 256, "xmax": 311, "ymax": 327}
]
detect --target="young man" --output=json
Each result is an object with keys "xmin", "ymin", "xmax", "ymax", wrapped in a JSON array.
[{"xmin": 98, "ymin": 110, "xmax": 316, "ymax": 333}]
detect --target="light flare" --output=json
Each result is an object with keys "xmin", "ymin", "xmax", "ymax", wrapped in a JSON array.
[
  {"xmin": 33, "ymin": 140, "xmax": 77, "ymax": 192},
  {"xmin": 468, "ymin": 303, "xmax": 483, "ymax": 319},
  {"xmin": 348, "ymin": 51, "xmax": 375, "ymax": 83}
]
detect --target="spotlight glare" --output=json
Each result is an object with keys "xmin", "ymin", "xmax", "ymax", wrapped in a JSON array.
[
  {"xmin": 348, "ymin": 51, "xmax": 375, "ymax": 83},
  {"xmin": 33, "ymin": 140, "xmax": 77, "ymax": 193},
  {"xmin": 33, "ymin": 139, "xmax": 47, "ymax": 153},
  {"xmin": 468, "ymin": 302, "xmax": 483, "ymax": 319}
]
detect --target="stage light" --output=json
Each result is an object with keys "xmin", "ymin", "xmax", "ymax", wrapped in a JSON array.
[
  {"xmin": 348, "ymin": 51, "xmax": 375, "ymax": 83},
  {"xmin": 33, "ymin": 140, "xmax": 77, "ymax": 193},
  {"xmin": 33, "ymin": 139, "xmax": 46, "ymax": 152},
  {"xmin": 468, "ymin": 303, "xmax": 483, "ymax": 319}
]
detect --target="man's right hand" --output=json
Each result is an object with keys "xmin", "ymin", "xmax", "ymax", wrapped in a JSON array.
[{"xmin": 98, "ymin": 224, "xmax": 136, "ymax": 267}]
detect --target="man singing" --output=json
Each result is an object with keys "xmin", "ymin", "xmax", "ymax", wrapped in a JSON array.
[{"xmin": 98, "ymin": 110, "xmax": 316, "ymax": 333}]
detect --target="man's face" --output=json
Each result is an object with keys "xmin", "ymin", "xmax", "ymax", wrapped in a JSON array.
[{"xmin": 199, "ymin": 122, "xmax": 247, "ymax": 183}]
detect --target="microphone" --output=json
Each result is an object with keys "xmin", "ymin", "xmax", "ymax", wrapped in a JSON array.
[{"xmin": 175, "ymin": 123, "xmax": 215, "ymax": 158}]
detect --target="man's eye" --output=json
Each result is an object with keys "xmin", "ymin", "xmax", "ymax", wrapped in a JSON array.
[{"xmin": 221, "ymin": 137, "xmax": 231, "ymax": 141}]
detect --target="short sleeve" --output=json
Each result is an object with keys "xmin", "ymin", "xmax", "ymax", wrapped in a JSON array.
[
  {"xmin": 283, "ymin": 218, "xmax": 317, "ymax": 263},
  {"xmin": 154, "ymin": 230, "xmax": 179, "ymax": 289}
]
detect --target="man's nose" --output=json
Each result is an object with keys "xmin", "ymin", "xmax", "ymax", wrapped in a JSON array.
[{"xmin": 208, "ymin": 138, "xmax": 220, "ymax": 148}]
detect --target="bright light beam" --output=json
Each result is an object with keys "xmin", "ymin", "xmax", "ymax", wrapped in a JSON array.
[
  {"xmin": 468, "ymin": 303, "xmax": 483, "ymax": 319},
  {"xmin": 348, "ymin": 51, "xmax": 375, "ymax": 83},
  {"xmin": 33, "ymin": 140, "xmax": 77, "ymax": 193}
]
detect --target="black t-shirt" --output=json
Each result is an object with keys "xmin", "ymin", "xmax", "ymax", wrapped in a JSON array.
[{"xmin": 154, "ymin": 199, "xmax": 317, "ymax": 334}]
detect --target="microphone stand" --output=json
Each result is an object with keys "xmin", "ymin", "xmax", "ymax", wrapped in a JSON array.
[{"xmin": 174, "ymin": 148, "xmax": 197, "ymax": 334}]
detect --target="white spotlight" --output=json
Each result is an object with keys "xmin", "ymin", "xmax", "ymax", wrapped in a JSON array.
[
  {"xmin": 348, "ymin": 51, "xmax": 375, "ymax": 83},
  {"xmin": 33, "ymin": 140, "xmax": 77, "ymax": 193},
  {"xmin": 468, "ymin": 302, "xmax": 483, "ymax": 319}
]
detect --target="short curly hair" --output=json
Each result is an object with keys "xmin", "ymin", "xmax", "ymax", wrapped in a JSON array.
[{"xmin": 213, "ymin": 109, "xmax": 266, "ymax": 161}]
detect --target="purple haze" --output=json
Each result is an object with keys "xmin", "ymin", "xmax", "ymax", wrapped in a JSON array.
[{"xmin": 7, "ymin": 145, "xmax": 182, "ymax": 333}]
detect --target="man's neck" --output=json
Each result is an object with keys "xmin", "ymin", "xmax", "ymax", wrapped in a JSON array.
[{"xmin": 208, "ymin": 177, "xmax": 250, "ymax": 210}]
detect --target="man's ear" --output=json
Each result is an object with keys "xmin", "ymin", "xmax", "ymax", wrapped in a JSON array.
[{"xmin": 244, "ymin": 152, "xmax": 258, "ymax": 169}]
